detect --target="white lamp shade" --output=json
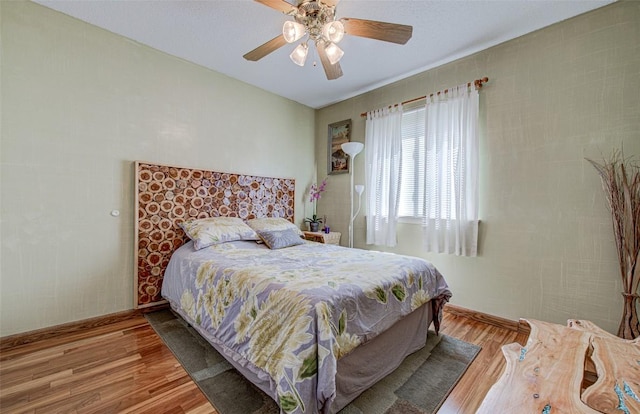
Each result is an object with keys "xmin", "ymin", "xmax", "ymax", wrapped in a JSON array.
[
  {"xmin": 322, "ymin": 20, "xmax": 344, "ymax": 43},
  {"xmin": 290, "ymin": 43, "xmax": 308, "ymax": 66},
  {"xmin": 341, "ymin": 142, "xmax": 364, "ymax": 158},
  {"xmin": 283, "ymin": 21, "xmax": 306, "ymax": 43},
  {"xmin": 324, "ymin": 42, "xmax": 344, "ymax": 65}
]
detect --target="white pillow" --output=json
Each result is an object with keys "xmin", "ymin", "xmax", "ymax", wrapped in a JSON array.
[
  {"xmin": 179, "ymin": 217, "xmax": 259, "ymax": 250},
  {"xmin": 246, "ymin": 218, "xmax": 304, "ymax": 238}
]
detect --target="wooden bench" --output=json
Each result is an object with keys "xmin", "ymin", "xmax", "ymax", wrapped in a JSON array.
[{"xmin": 476, "ymin": 318, "xmax": 640, "ymax": 413}]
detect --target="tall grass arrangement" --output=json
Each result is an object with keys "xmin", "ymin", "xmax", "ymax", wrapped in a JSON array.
[{"xmin": 587, "ymin": 151, "xmax": 640, "ymax": 339}]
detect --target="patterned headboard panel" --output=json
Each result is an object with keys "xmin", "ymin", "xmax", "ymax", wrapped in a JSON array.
[{"xmin": 135, "ymin": 161, "xmax": 296, "ymax": 308}]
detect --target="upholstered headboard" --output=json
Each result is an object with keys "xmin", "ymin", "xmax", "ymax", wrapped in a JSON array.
[{"xmin": 135, "ymin": 161, "xmax": 296, "ymax": 308}]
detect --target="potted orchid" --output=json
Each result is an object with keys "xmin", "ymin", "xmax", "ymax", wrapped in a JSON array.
[{"xmin": 305, "ymin": 178, "xmax": 327, "ymax": 232}]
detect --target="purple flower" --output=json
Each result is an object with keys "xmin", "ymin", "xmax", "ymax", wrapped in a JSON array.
[
  {"xmin": 308, "ymin": 178, "xmax": 328, "ymax": 220},
  {"xmin": 309, "ymin": 178, "xmax": 328, "ymax": 203}
]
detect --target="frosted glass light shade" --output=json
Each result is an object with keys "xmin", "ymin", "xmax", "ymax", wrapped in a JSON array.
[
  {"xmin": 324, "ymin": 42, "xmax": 344, "ymax": 65},
  {"xmin": 322, "ymin": 20, "xmax": 344, "ymax": 43},
  {"xmin": 355, "ymin": 184, "xmax": 364, "ymax": 195},
  {"xmin": 283, "ymin": 21, "xmax": 306, "ymax": 43},
  {"xmin": 290, "ymin": 43, "xmax": 308, "ymax": 66},
  {"xmin": 341, "ymin": 142, "xmax": 364, "ymax": 158}
]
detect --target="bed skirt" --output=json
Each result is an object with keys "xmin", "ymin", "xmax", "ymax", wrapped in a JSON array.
[{"xmin": 168, "ymin": 300, "xmax": 433, "ymax": 413}]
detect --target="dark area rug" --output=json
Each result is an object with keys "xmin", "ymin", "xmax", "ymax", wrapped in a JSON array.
[{"xmin": 146, "ymin": 309, "xmax": 480, "ymax": 414}]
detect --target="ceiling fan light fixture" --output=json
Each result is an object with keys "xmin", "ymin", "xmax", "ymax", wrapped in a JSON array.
[
  {"xmin": 324, "ymin": 42, "xmax": 344, "ymax": 65},
  {"xmin": 290, "ymin": 42, "xmax": 309, "ymax": 66},
  {"xmin": 247, "ymin": 1, "xmax": 413, "ymax": 80},
  {"xmin": 283, "ymin": 21, "xmax": 306, "ymax": 43},
  {"xmin": 323, "ymin": 20, "xmax": 344, "ymax": 43}
]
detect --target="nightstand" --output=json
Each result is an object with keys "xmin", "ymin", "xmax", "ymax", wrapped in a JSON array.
[{"xmin": 303, "ymin": 231, "xmax": 341, "ymax": 245}]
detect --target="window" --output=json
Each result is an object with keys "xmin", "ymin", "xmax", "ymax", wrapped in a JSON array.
[
  {"xmin": 399, "ymin": 106, "xmax": 461, "ymax": 221},
  {"xmin": 398, "ymin": 106, "xmax": 425, "ymax": 219},
  {"xmin": 398, "ymin": 104, "xmax": 469, "ymax": 222}
]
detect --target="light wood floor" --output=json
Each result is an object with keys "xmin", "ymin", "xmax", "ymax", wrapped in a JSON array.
[{"xmin": 0, "ymin": 310, "xmax": 527, "ymax": 414}]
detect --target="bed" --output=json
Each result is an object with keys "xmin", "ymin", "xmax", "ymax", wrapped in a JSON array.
[{"xmin": 135, "ymin": 161, "xmax": 452, "ymax": 414}]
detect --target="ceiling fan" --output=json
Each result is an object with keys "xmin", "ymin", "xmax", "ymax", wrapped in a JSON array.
[{"xmin": 243, "ymin": 0, "xmax": 413, "ymax": 80}]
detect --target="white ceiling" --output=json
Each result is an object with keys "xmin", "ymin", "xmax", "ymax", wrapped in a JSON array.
[{"xmin": 34, "ymin": 0, "xmax": 614, "ymax": 109}]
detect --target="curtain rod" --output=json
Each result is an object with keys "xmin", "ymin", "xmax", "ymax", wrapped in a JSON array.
[{"xmin": 359, "ymin": 77, "xmax": 489, "ymax": 118}]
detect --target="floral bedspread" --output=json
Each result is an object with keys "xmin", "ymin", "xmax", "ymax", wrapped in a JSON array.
[{"xmin": 162, "ymin": 240, "xmax": 451, "ymax": 413}]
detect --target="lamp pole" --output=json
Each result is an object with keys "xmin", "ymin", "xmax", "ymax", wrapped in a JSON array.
[{"xmin": 340, "ymin": 142, "xmax": 364, "ymax": 248}]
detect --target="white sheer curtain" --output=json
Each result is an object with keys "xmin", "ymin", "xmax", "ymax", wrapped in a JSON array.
[
  {"xmin": 421, "ymin": 84, "xmax": 479, "ymax": 256},
  {"xmin": 364, "ymin": 105, "xmax": 403, "ymax": 247}
]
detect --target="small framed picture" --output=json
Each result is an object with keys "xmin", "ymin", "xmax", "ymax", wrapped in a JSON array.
[{"xmin": 328, "ymin": 119, "xmax": 351, "ymax": 175}]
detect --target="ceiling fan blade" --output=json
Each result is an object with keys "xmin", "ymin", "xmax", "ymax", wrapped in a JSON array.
[
  {"xmin": 243, "ymin": 34, "xmax": 288, "ymax": 61},
  {"xmin": 254, "ymin": 0, "xmax": 296, "ymax": 14},
  {"xmin": 317, "ymin": 42, "xmax": 343, "ymax": 80},
  {"xmin": 321, "ymin": 0, "xmax": 339, "ymax": 7},
  {"xmin": 342, "ymin": 18, "xmax": 413, "ymax": 44}
]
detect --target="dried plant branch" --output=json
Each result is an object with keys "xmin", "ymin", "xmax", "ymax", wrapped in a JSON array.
[{"xmin": 587, "ymin": 150, "xmax": 640, "ymax": 339}]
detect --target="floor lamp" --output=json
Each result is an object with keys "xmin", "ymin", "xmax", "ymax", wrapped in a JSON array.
[{"xmin": 341, "ymin": 142, "xmax": 364, "ymax": 248}]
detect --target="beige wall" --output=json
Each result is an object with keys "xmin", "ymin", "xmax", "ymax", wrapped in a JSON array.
[
  {"xmin": 316, "ymin": 1, "xmax": 640, "ymax": 334},
  {"xmin": 0, "ymin": 1, "xmax": 316, "ymax": 336}
]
